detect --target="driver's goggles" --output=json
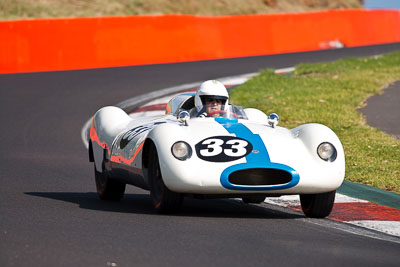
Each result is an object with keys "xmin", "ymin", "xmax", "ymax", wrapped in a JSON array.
[{"xmin": 204, "ymin": 98, "xmax": 223, "ymax": 104}]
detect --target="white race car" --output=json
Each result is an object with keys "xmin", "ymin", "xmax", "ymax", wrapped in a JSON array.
[{"xmin": 88, "ymin": 93, "xmax": 345, "ymax": 218}]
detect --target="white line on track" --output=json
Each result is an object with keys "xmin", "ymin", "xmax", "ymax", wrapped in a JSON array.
[{"xmin": 81, "ymin": 71, "xmax": 264, "ymax": 148}]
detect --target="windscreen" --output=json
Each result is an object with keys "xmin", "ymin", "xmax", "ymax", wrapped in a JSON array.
[{"xmin": 193, "ymin": 105, "xmax": 248, "ymax": 119}]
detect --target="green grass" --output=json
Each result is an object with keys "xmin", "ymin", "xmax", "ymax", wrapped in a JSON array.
[{"xmin": 230, "ymin": 51, "xmax": 400, "ymax": 193}]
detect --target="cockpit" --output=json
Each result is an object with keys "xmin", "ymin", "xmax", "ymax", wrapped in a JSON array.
[{"xmin": 165, "ymin": 93, "xmax": 248, "ymax": 120}]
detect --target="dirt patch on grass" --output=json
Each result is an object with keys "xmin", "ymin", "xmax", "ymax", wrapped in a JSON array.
[{"xmin": 0, "ymin": 0, "xmax": 363, "ymax": 20}]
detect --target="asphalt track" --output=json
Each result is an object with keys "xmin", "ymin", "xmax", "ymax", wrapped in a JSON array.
[
  {"xmin": 360, "ymin": 80, "xmax": 400, "ymax": 139},
  {"xmin": 1, "ymin": 43, "xmax": 400, "ymax": 267}
]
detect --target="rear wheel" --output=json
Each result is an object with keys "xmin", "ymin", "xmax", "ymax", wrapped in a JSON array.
[
  {"xmin": 242, "ymin": 196, "xmax": 266, "ymax": 204},
  {"xmin": 148, "ymin": 146, "xmax": 183, "ymax": 213},
  {"xmin": 300, "ymin": 190, "xmax": 336, "ymax": 218},
  {"xmin": 94, "ymin": 161, "xmax": 125, "ymax": 201}
]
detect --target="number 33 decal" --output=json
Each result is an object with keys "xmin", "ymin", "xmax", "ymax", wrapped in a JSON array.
[{"xmin": 195, "ymin": 136, "xmax": 253, "ymax": 162}]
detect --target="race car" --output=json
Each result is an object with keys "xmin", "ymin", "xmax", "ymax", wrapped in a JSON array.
[{"xmin": 88, "ymin": 92, "xmax": 345, "ymax": 218}]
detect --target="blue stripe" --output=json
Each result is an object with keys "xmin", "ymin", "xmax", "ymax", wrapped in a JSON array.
[
  {"xmin": 182, "ymin": 92, "xmax": 195, "ymax": 96},
  {"xmin": 215, "ymin": 118, "xmax": 300, "ymax": 191}
]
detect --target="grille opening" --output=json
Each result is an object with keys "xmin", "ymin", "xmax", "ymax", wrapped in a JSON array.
[{"xmin": 228, "ymin": 168, "xmax": 292, "ymax": 186}]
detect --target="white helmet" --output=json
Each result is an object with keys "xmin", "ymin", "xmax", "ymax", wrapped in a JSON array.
[{"xmin": 194, "ymin": 80, "xmax": 229, "ymax": 113}]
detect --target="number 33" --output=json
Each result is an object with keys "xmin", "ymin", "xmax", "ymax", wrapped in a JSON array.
[{"xmin": 200, "ymin": 138, "xmax": 248, "ymax": 157}]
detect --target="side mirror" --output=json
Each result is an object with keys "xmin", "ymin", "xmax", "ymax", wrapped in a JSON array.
[
  {"xmin": 177, "ymin": 110, "xmax": 190, "ymax": 126},
  {"xmin": 268, "ymin": 113, "xmax": 279, "ymax": 128}
]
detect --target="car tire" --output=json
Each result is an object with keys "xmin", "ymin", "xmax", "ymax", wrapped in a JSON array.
[
  {"xmin": 94, "ymin": 162, "xmax": 126, "ymax": 201},
  {"xmin": 300, "ymin": 190, "xmax": 336, "ymax": 218},
  {"xmin": 148, "ymin": 146, "xmax": 183, "ymax": 213},
  {"xmin": 242, "ymin": 196, "xmax": 266, "ymax": 204}
]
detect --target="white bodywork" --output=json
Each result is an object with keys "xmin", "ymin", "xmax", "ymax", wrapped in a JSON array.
[{"xmin": 89, "ymin": 94, "xmax": 345, "ymax": 197}]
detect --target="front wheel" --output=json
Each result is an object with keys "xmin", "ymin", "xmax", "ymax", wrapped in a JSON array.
[
  {"xmin": 94, "ymin": 162, "xmax": 126, "ymax": 201},
  {"xmin": 300, "ymin": 190, "xmax": 336, "ymax": 218},
  {"xmin": 148, "ymin": 146, "xmax": 183, "ymax": 213}
]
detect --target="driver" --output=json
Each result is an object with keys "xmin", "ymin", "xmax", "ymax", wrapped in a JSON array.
[{"xmin": 194, "ymin": 80, "xmax": 229, "ymax": 117}]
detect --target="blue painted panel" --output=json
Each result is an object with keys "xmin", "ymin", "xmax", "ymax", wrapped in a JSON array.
[{"xmin": 216, "ymin": 119, "xmax": 300, "ymax": 191}]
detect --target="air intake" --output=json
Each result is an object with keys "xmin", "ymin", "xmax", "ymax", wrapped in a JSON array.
[{"xmin": 228, "ymin": 168, "xmax": 292, "ymax": 186}]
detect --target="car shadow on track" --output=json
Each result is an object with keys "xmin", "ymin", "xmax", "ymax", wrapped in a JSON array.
[{"xmin": 24, "ymin": 192, "xmax": 304, "ymax": 220}]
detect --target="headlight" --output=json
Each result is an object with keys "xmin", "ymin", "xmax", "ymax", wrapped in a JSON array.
[
  {"xmin": 317, "ymin": 142, "xmax": 337, "ymax": 162},
  {"xmin": 171, "ymin": 141, "xmax": 192, "ymax": 160}
]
